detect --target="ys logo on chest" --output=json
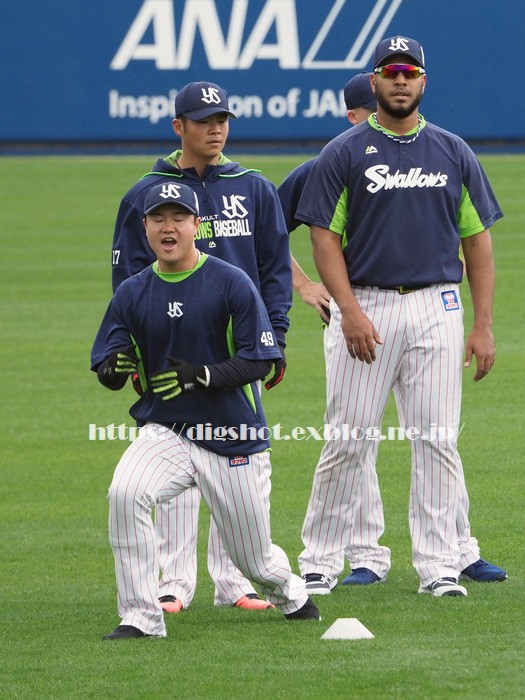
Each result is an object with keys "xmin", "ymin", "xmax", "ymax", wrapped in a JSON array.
[{"xmin": 167, "ymin": 301, "xmax": 184, "ymax": 318}]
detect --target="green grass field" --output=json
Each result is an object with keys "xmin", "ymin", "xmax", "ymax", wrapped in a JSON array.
[{"xmin": 1, "ymin": 153, "xmax": 523, "ymax": 699}]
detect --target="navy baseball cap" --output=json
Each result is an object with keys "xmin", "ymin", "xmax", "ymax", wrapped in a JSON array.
[
  {"xmin": 144, "ymin": 182, "xmax": 200, "ymax": 217},
  {"xmin": 343, "ymin": 73, "xmax": 376, "ymax": 110},
  {"xmin": 174, "ymin": 81, "xmax": 236, "ymax": 120},
  {"xmin": 373, "ymin": 36, "xmax": 425, "ymax": 68}
]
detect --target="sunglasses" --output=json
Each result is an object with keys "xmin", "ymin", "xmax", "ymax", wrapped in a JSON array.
[{"xmin": 374, "ymin": 64, "xmax": 425, "ymax": 80}]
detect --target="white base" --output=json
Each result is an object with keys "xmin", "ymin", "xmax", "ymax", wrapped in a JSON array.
[{"xmin": 321, "ymin": 618, "xmax": 374, "ymax": 640}]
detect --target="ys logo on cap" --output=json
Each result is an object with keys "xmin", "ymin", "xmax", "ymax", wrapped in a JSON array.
[
  {"xmin": 201, "ymin": 87, "xmax": 222, "ymax": 105},
  {"xmin": 389, "ymin": 37, "xmax": 410, "ymax": 52},
  {"xmin": 159, "ymin": 183, "xmax": 184, "ymax": 201}
]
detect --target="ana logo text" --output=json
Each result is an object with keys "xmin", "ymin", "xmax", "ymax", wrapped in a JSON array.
[{"xmin": 110, "ymin": 0, "xmax": 402, "ymax": 71}]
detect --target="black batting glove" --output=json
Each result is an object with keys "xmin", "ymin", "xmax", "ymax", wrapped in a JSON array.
[
  {"xmin": 150, "ymin": 357, "xmax": 210, "ymax": 401},
  {"xmin": 265, "ymin": 343, "xmax": 287, "ymax": 390},
  {"xmin": 97, "ymin": 345, "xmax": 140, "ymax": 390}
]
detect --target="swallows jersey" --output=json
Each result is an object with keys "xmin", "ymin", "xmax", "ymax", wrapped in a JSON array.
[
  {"xmin": 92, "ymin": 255, "xmax": 281, "ymax": 456},
  {"xmin": 296, "ymin": 115, "xmax": 503, "ymax": 287}
]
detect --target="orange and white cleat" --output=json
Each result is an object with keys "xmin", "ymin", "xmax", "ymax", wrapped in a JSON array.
[
  {"xmin": 234, "ymin": 593, "xmax": 275, "ymax": 610},
  {"xmin": 159, "ymin": 595, "xmax": 183, "ymax": 614}
]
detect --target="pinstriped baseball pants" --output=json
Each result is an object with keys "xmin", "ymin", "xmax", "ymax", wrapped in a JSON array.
[
  {"xmin": 299, "ymin": 284, "xmax": 477, "ymax": 587},
  {"xmin": 108, "ymin": 423, "xmax": 308, "ymax": 636}
]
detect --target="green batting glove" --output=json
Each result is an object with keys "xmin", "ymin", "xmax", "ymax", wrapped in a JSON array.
[
  {"xmin": 150, "ymin": 358, "xmax": 209, "ymax": 401},
  {"xmin": 97, "ymin": 345, "xmax": 140, "ymax": 391},
  {"xmin": 114, "ymin": 347, "xmax": 139, "ymax": 374}
]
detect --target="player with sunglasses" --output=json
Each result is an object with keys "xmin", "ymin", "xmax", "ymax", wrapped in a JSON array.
[
  {"xmin": 296, "ymin": 36, "xmax": 507, "ymax": 598},
  {"xmin": 373, "ymin": 63, "xmax": 425, "ymax": 80}
]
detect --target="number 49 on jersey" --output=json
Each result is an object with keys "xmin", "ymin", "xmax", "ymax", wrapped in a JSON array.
[{"xmin": 260, "ymin": 331, "xmax": 275, "ymax": 347}]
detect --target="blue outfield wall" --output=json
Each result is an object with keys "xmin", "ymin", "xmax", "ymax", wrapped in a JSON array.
[{"xmin": 1, "ymin": 0, "xmax": 524, "ymax": 147}]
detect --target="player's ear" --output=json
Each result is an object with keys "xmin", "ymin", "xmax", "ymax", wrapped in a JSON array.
[
  {"xmin": 347, "ymin": 110, "xmax": 359, "ymax": 126},
  {"xmin": 172, "ymin": 118, "xmax": 183, "ymax": 137}
]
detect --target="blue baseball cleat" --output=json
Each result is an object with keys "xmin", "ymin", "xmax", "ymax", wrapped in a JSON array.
[
  {"xmin": 341, "ymin": 567, "xmax": 385, "ymax": 585},
  {"xmin": 459, "ymin": 558, "xmax": 508, "ymax": 582}
]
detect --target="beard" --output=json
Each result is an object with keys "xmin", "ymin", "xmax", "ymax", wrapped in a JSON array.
[{"xmin": 375, "ymin": 85, "xmax": 424, "ymax": 119}]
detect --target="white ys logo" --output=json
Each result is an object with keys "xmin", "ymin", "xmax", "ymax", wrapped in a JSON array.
[
  {"xmin": 222, "ymin": 194, "xmax": 248, "ymax": 219},
  {"xmin": 388, "ymin": 37, "xmax": 410, "ymax": 53},
  {"xmin": 158, "ymin": 183, "xmax": 183, "ymax": 201},
  {"xmin": 365, "ymin": 165, "xmax": 448, "ymax": 193},
  {"xmin": 167, "ymin": 301, "xmax": 184, "ymax": 318},
  {"xmin": 201, "ymin": 86, "xmax": 222, "ymax": 105}
]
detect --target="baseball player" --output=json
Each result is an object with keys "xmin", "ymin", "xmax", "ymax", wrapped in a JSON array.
[
  {"xmin": 280, "ymin": 73, "xmax": 507, "ymax": 589},
  {"xmin": 93, "ymin": 182, "xmax": 320, "ymax": 639},
  {"xmin": 278, "ymin": 73, "xmax": 391, "ymax": 582},
  {"xmin": 294, "ymin": 36, "xmax": 506, "ymax": 597},
  {"xmin": 111, "ymin": 81, "xmax": 292, "ymax": 614}
]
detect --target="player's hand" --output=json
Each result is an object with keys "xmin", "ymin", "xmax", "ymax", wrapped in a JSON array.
[
  {"xmin": 464, "ymin": 327, "xmax": 495, "ymax": 381},
  {"xmin": 113, "ymin": 346, "xmax": 140, "ymax": 374},
  {"xmin": 341, "ymin": 309, "xmax": 382, "ymax": 364},
  {"xmin": 297, "ymin": 281, "xmax": 331, "ymax": 324},
  {"xmin": 265, "ymin": 343, "xmax": 287, "ymax": 390},
  {"xmin": 131, "ymin": 372, "xmax": 144, "ymax": 396},
  {"xmin": 97, "ymin": 345, "xmax": 140, "ymax": 390},
  {"xmin": 150, "ymin": 357, "xmax": 210, "ymax": 400}
]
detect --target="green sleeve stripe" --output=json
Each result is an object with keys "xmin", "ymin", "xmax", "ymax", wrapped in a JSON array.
[
  {"xmin": 457, "ymin": 185, "xmax": 487, "ymax": 238},
  {"xmin": 226, "ymin": 316, "xmax": 257, "ymax": 413},
  {"xmin": 329, "ymin": 187, "xmax": 349, "ymax": 236}
]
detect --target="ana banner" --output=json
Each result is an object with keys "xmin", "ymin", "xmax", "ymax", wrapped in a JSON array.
[{"xmin": 2, "ymin": 0, "xmax": 522, "ymax": 145}]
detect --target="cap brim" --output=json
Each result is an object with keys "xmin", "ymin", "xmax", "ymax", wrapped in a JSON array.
[
  {"xmin": 375, "ymin": 52, "xmax": 424, "ymax": 68},
  {"xmin": 178, "ymin": 107, "xmax": 236, "ymax": 120},
  {"xmin": 144, "ymin": 202, "xmax": 198, "ymax": 216}
]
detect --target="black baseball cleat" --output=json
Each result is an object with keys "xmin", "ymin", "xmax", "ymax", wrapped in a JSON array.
[
  {"xmin": 284, "ymin": 596, "xmax": 321, "ymax": 621},
  {"xmin": 102, "ymin": 624, "xmax": 153, "ymax": 640}
]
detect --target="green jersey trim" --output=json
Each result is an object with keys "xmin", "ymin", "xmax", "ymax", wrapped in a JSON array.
[
  {"xmin": 152, "ymin": 253, "xmax": 208, "ymax": 282},
  {"xmin": 367, "ymin": 113, "xmax": 427, "ymax": 136},
  {"xmin": 219, "ymin": 169, "xmax": 261, "ymax": 177},
  {"xmin": 140, "ymin": 170, "xmax": 183, "ymax": 180},
  {"xmin": 140, "ymin": 151, "xmax": 260, "ymax": 179},
  {"xmin": 329, "ymin": 187, "xmax": 350, "ymax": 236},
  {"xmin": 457, "ymin": 185, "xmax": 487, "ymax": 238}
]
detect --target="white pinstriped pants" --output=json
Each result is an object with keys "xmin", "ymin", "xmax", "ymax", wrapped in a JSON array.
[
  {"xmin": 299, "ymin": 284, "xmax": 478, "ymax": 587},
  {"xmin": 108, "ymin": 424, "xmax": 307, "ymax": 636},
  {"xmin": 156, "ymin": 487, "xmax": 258, "ymax": 607}
]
